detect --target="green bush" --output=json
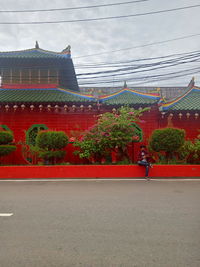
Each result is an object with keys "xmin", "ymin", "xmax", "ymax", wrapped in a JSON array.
[
  {"xmin": 39, "ymin": 150, "xmax": 66, "ymax": 160},
  {"xmin": 35, "ymin": 131, "xmax": 68, "ymax": 164},
  {"xmin": 0, "ymin": 131, "xmax": 14, "ymax": 145},
  {"xmin": 36, "ymin": 131, "xmax": 68, "ymax": 150},
  {"xmin": 149, "ymin": 127, "xmax": 185, "ymax": 162},
  {"xmin": 185, "ymin": 140, "xmax": 200, "ymax": 164},
  {"xmin": 0, "ymin": 131, "xmax": 16, "ymax": 161},
  {"xmin": 73, "ymin": 106, "xmax": 145, "ymax": 163},
  {"xmin": 0, "ymin": 145, "xmax": 16, "ymax": 157},
  {"xmin": 177, "ymin": 141, "xmax": 194, "ymax": 162}
]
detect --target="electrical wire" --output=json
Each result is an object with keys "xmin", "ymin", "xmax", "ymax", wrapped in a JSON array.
[
  {"xmin": 0, "ymin": 4, "xmax": 199, "ymax": 24},
  {"xmin": 0, "ymin": 0, "xmax": 147, "ymax": 13},
  {"xmin": 74, "ymin": 33, "xmax": 200, "ymax": 59},
  {"xmin": 0, "ymin": 49, "xmax": 199, "ymax": 87}
]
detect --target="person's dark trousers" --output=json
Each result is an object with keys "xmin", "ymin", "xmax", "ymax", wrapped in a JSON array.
[{"xmin": 138, "ymin": 161, "xmax": 150, "ymax": 177}]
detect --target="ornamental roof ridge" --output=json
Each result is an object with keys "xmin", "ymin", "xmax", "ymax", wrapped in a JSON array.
[
  {"xmin": 0, "ymin": 87, "xmax": 96, "ymax": 103},
  {"xmin": 100, "ymin": 88, "xmax": 160, "ymax": 101},
  {"xmin": 57, "ymin": 87, "xmax": 95, "ymax": 100},
  {"xmin": 160, "ymin": 85, "xmax": 200, "ymax": 111},
  {"xmin": 161, "ymin": 86, "xmax": 195, "ymax": 107},
  {"xmin": 0, "ymin": 46, "xmax": 71, "ymax": 58}
]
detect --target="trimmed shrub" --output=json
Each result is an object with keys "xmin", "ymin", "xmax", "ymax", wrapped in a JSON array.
[
  {"xmin": 35, "ymin": 131, "xmax": 68, "ymax": 164},
  {"xmin": 149, "ymin": 127, "xmax": 185, "ymax": 162},
  {"xmin": 39, "ymin": 151, "xmax": 66, "ymax": 161},
  {"xmin": 0, "ymin": 131, "xmax": 14, "ymax": 145},
  {"xmin": 0, "ymin": 145, "xmax": 16, "ymax": 157},
  {"xmin": 36, "ymin": 131, "xmax": 68, "ymax": 150},
  {"xmin": 0, "ymin": 131, "xmax": 16, "ymax": 161}
]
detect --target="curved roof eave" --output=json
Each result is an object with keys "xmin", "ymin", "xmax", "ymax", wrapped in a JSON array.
[
  {"xmin": 100, "ymin": 88, "xmax": 160, "ymax": 101},
  {"xmin": 160, "ymin": 86, "xmax": 200, "ymax": 111},
  {"xmin": 0, "ymin": 48, "xmax": 71, "ymax": 59}
]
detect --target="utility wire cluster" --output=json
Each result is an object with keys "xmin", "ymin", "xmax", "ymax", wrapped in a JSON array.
[
  {"xmin": 0, "ymin": 3, "xmax": 199, "ymax": 24},
  {"xmin": 0, "ymin": 49, "xmax": 200, "ymax": 86},
  {"xmin": 74, "ymin": 50, "xmax": 200, "ymax": 86}
]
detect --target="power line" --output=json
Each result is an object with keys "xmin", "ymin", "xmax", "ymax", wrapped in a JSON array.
[
  {"xmin": 0, "ymin": 0, "xmax": 147, "ymax": 13},
  {"xmin": 74, "ymin": 33, "xmax": 200, "ymax": 59},
  {"xmin": 76, "ymin": 51, "xmax": 200, "ymax": 77},
  {"xmin": 78, "ymin": 67, "xmax": 200, "ymax": 85},
  {"xmin": 0, "ymin": 4, "xmax": 199, "ymax": 25}
]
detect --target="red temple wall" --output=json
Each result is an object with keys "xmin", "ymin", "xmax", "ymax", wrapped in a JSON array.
[
  {"xmin": 1, "ymin": 107, "xmax": 199, "ymax": 164},
  {"xmin": 159, "ymin": 114, "xmax": 200, "ymax": 139}
]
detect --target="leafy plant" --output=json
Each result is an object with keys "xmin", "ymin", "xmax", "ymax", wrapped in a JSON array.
[
  {"xmin": 0, "ymin": 145, "xmax": 16, "ymax": 157},
  {"xmin": 0, "ymin": 131, "xmax": 16, "ymax": 161},
  {"xmin": 149, "ymin": 127, "xmax": 185, "ymax": 162},
  {"xmin": 0, "ymin": 131, "xmax": 14, "ymax": 145},
  {"xmin": 36, "ymin": 131, "xmax": 68, "ymax": 150},
  {"xmin": 74, "ymin": 106, "xmax": 146, "ymax": 163},
  {"xmin": 39, "ymin": 151, "xmax": 66, "ymax": 161},
  {"xmin": 36, "ymin": 131, "xmax": 68, "ymax": 164},
  {"xmin": 186, "ymin": 139, "xmax": 200, "ymax": 164}
]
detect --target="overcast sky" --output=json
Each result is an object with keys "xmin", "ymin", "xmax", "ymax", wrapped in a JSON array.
[{"xmin": 0, "ymin": 0, "xmax": 200, "ymax": 87}]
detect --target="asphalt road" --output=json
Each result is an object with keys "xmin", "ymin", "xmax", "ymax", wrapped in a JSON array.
[{"xmin": 0, "ymin": 179, "xmax": 200, "ymax": 267}]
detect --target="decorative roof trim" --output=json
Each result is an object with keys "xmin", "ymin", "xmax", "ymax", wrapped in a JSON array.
[
  {"xmin": 161, "ymin": 86, "xmax": 199, "ymax": 110},
  {"xmin": 0, "ymin": 47, "xmax": 71, "ymax": 59},
  {"xmin": 57, "ymin": 88, "xmax": 96, "ymax": 100},
  {"xmin": 0, "ymin": 87, "xmax": 96, "ymax": 101},
  {"xmin": 100, "ymin": 88, "xmax": 160, "ymax": 101}
]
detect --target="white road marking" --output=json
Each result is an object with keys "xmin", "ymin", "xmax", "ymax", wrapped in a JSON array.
[{"xmin": 0, "ymin": 213, "xmax": 13, "ymax": 217}]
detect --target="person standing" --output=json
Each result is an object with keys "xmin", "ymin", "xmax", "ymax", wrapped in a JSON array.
[{"xmin": 137, "ymin": 145, "xmax": 152, "ymax": 180}]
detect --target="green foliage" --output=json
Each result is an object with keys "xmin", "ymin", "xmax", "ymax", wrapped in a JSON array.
[
  {"xmin": 0, "ymin": 145, "xmax": 16, "ymax": 157},
  {"xmin": 35, "ymin": 131, "xmax": 68, "ymax": 164},
  {"xmin": 179, "ymin": 139, "xmax": 200, "ymax": 164},
  {"xmin": 26, "ymin": 124, "xmax": 48, "ymax": 146},
  {"xmin": 149, "ymin": 128, "xmax": 185, "ymax": 160},
  {"xmin": 0, "ymin": 131, "xmax": 14, "ymax": 145},
  {"xmin": 74, "ymin": 106, "xmax": 146, "ymax": 162},
  {"xmin": 0, "ymin": 131, "xmax": 16, "ymax": 160},
  {"xmin": 0, "ymin": 125, "xmax": 11, "ymax": 131},
  {"xmin": 177, "ymin": 141, "xmax": 195, "ymax": 162},
  {"xmin": 36, "ymin": 131, "xmax": 68, "ymax": 150},
  {"xmin": 39, "ymin": 150, "xmax": 66, "ymax": 160}
]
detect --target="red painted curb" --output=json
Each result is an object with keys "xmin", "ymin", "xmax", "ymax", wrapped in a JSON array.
[{"xmin": 0, "ymin": 165, "xmax": 199, "ymax": 179}]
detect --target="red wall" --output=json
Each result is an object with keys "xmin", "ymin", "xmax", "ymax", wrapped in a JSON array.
[
  {"xmin": 159, "ymin": 113, "xmax": 200, "ymax": 139},
  {"xmin": 0, "ymin": 165, "xmax": 199, "ymax": 179},
  {"xmin": 1, "ymin": 106, "xmax": 199, "ymax": 165},
  {"xmin": 0, "ymin": 109, "xmax": 97, "ymax": 164}
]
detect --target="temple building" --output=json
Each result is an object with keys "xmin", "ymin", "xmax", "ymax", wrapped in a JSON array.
[
  {"xmin": 0, "ymin": 42, "xmax": 78, "ymax": 91},
  {"xmin": 0, "ymin": 44, "xmax": 199, "ymax": 164}
]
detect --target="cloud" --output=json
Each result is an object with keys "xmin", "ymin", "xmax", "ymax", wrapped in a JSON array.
[{"xmin": 0, "ymin": 0, "xmax": 199, "ymax": 86}]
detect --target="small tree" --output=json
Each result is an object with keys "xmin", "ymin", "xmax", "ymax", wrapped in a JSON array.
[
  {"xmin": 74, "ymin": 106, "xmax": 146, "ymax": 163},
  {"xmin": 0, "ymin": 131, "xmax": 16, "ymax": 162},
  {"xmin": 35, "ymin": 131, "xmax": 68, "ymax": 164},
  {"xmin": 149, "ymin": 127, "xmax": 185, "ymax": 162}
]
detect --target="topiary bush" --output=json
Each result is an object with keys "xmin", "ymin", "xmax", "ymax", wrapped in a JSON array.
[
  {"xmin": 39, "ymin": 151, "xmax": 66, "ymax": 162},
  {"xmin": 35, "ymin": 131, "xmax": 68, "ymax": 164},
  {"xmin": 36, "ymin": 131, "xmax": 68, "ymax": 150},
  {"xmin": 0, "ymin": 131, "xmax": 14, "ymax": 145},
  {"xmin": 149, "ymin": 127, "xmax": 185, "ymax": 163},
  {"xmin": 0, "ymin": 131, "xmax": 16, "ymax": 161},
  {"xmin": 0, "ymin": 145, "xmax": 16, "ymax": 157}
]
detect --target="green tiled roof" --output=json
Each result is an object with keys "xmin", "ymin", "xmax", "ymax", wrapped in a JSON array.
[
  {"xmin": 161, "ymin": 88, "xmax": 200, "ymax": 111},
  {"xmin": 0, "ymin": 88, "xmax": 95, "ymax": 103},
  {"xmin": 100, "ymin": 90, "xmax": 159, "ymax": 106},
  {"xmin": 0, "ymin": 48, "xmax": 70, "ymax": 59}
]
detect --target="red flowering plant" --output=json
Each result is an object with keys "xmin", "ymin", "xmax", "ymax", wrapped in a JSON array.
[{"xmin": 73, "ymin": 106, "xmax": 148, "ymax": 163}]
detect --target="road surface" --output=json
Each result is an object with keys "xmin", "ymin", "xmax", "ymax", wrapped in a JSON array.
[{"xmin": 0, "ymin": 179, "xmax": 200, "ymax": 267}]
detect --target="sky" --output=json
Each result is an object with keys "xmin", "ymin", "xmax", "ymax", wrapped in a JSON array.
[{"xmin": 0, "ymin": 0, "xmax": 200, "ymax": 88}]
